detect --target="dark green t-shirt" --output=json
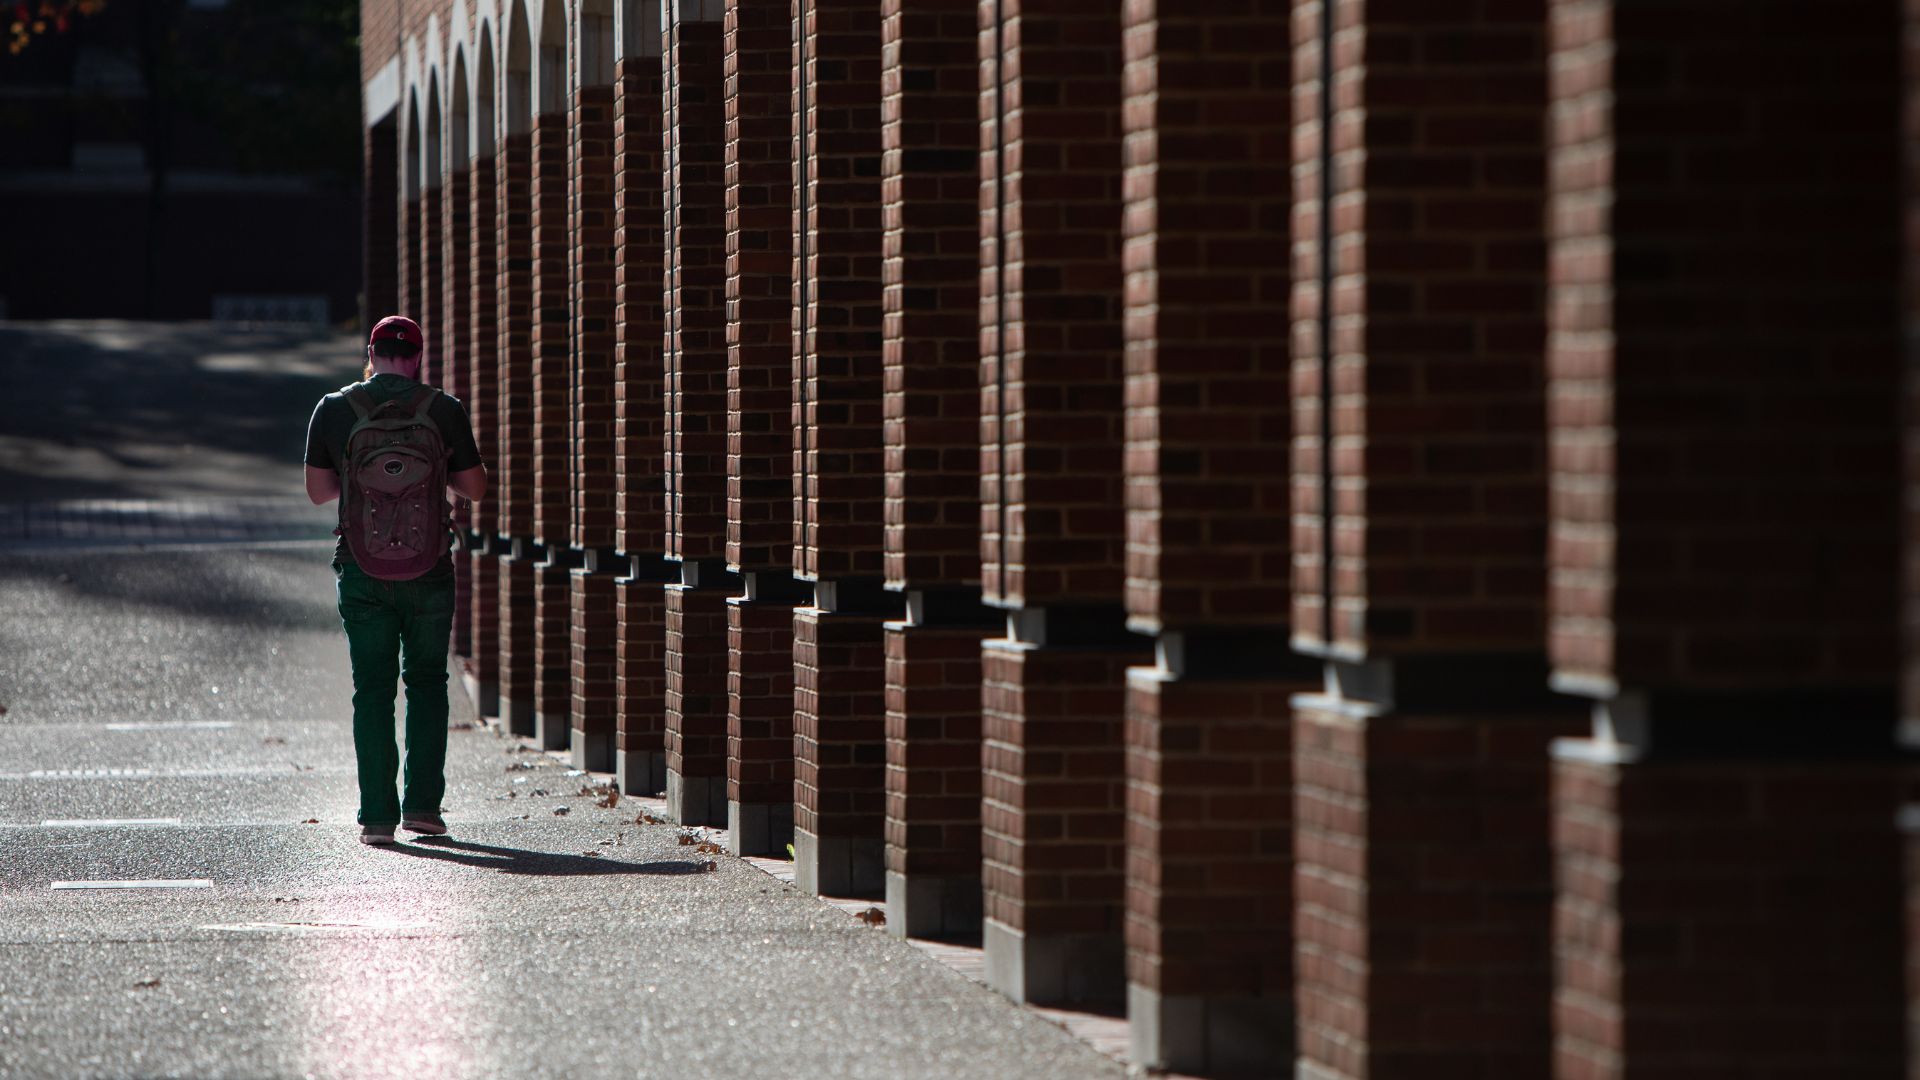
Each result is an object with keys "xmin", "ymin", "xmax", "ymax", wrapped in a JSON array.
[{"xmin": 303, "ymin": 373, "xmax": 483, "ymax": 569}]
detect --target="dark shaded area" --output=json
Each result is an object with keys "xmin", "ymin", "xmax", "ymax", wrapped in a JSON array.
[{"xmin": 0, "ymin": 322, "xmax": 362, "ymax": 500}]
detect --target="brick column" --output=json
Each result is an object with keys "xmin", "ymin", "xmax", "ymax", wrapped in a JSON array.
[
  {"xmin": 496, "ymin": 124, "xmax": 538, "ymax": 737},
  {"xmin": 420, "ymin": 182, "xmax": 445, "ymax": 389},
  {"xmin": 569, "ymin": 64, "xmax": 622, "ymax": 772},
  {"xmin": 531, "ymin": 106, "xmax": 576, "ymax": 751},
  {"xmin": 1545, "ymin": 3, "xmax": 1904, "ymax": 1078},
  {"xmin": 1116, "ymin": 3, "xmax": 1319, "ymax": 1072},
  {"xmin": 723, "ymin": 0, "xmax": 803, "ymax": 858},
  {"xmin": 977, "ymin": 0, "xmax": 1145, "ymax": 1006},
  {"xmin": 442, "ymin": 164, "xmax": 474, "ymax": 663},
  {"xmin": 613, "ymin": 21, "xmax": 670, "ymax": 797},
  {"xmin": 362, "ymin": 114, "xmax": 399, "ymax": 326},
  {"xmin": 1283, "ymin": 4, "xmax": 1587, "ymax": 1079},
  {"xmin": 788, "ymin": 0, "xmax": 893, "ymax": 899},
  {"xmin": 664, "ymin": 1, "xmax": 738, "ymax": 826},
  {"xmin": 878, "ymin": 0, "xmax": 995, "ymax": 937},
  {"xmin": 466, "ymin": 143, "xmax": 502, "ymax": 720}
]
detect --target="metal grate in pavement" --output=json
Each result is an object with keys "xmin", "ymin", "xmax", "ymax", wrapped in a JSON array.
[{"xmin": 0, "ymin": 498, "xmax": 336, "ymax": 552}]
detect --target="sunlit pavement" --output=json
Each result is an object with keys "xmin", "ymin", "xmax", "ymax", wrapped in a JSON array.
[
  {"xmin": 0, "ymin": 547, "xmax": 1128, "ymax": 1080},
  {"xmin": 0, "ymin": 324, "xmax": 1128, "ymax": 1079}
]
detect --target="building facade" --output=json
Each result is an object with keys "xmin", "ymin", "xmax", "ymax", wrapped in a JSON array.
[{"xmin": 361, "ymin": 1, "xmax": 1914, "ymax": 1075}]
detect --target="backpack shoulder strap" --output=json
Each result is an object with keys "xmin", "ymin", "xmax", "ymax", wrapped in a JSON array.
[
  {"xmin": 405, "ymin": 385, "xmax": 441, "ymax": 417},
  {"xmin": 342, "ymin": 385, "xmax": 378, "ymax": 421}
]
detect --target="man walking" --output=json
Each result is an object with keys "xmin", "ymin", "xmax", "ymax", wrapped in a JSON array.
[{"xmin": 304, "ymin": 316, "xmax": 487, "ymax": 845}]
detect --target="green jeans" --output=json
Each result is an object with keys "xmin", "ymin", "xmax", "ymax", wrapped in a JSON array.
[{"xmin": 334, "ymin": 559, "xmax": 455, "ymax": 826}]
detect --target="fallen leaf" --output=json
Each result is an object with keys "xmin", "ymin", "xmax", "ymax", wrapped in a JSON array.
[
  {"xmin": 677, "ymin": 832, "xmax": 699, "ymax": 846},
  {"xmin": 598, "ymin": 789, "xmax": 620, "ymax": 809},
  {"xmin": 699, "ymin": 860, "xmax": 718, "ymax": 872},
  {"xmin": 694, "ymin": 842, "xmax": 724, "ymax": 855},
  {"xmin": 582, "ymin": 850, "xmax": 604, "ymax": 858},
  {"xmin": 263, "ymin": 737, "xmax": 287, "ymax": 745},
  {"xmin": 529, "ymin": 789, "xmax": 548, "ymax": 797},
  {"xmin": 131, "ymin": 977, "xmax": 160, "ymax": 988},
  {"xmin": 857, "ymin": 907, "xmax": 886, "ymax": 927},
  {"xmin": 505, "ymin": 762, "xmax": 536, "ymax": 772},
  {"xmin": 448, "ymin": 722, "xmax": 476, "ymax": 731},
  {"xmin": 553, "ymin": 806, "xmax": 571, "ymax": 816},
  {"xmin": 512, "ymin": 814, "xmax": 530, "ymax": 820},
  {"xmin": 300, "ymin": 819, "xmax": 319, "ymax": 825},
  {"xmin": 0, "ymin": 704, "xmax": 8, "ymax": 716}
]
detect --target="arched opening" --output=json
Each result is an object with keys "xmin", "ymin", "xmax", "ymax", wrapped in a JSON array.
[
  {"xmin": 581, "ymin": 0, "xmax": 614, "ymax": 86},
  {"xmin": 450, "ymin": 52, "xmax": 470, "ymax": 164},
  {"xmin": 538, "ymin": 0, "xmax": 564, "ymax": 114},
  {"xmin": 425, "ymin": 76, "xmax": 442, "ymax": 188},
  {"xmin": 405, "ymin": 89, "xmax": 421, "ymax": 199},
  {"xmin": 477, "ymin": 26, "xmax": 497, "ymax": 155},
  {"xmin": 506, "ymin": 1, "xmax": 532, "ymax": 134},
  {"xmin": 617, "ymin": 0, "xmax": 662, "ymax": 60}
]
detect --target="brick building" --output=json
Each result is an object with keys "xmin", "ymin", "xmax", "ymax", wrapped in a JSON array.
[{"xmin": 362, "ymin": 0, "xmax": 1915, "ymax": 1075}]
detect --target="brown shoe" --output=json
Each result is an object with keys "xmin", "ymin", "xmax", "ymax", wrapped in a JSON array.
[
  {"xmin": 401, "ymin": 812, "xmax": 448, "ymax": 836},
  {"xmin": 359, "ymin": 825, "xmax": 396, "ymax": 845}
]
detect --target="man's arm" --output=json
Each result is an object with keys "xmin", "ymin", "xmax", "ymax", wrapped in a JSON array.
[
  {"xmin": 305, "ymin": 465, "xmax": 341, "ymax": 505},
  {"xmin": 449, "ymin": 464, "xmax": 488, "ymax": 502}
]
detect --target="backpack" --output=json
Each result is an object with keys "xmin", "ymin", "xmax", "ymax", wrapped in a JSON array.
[{"xmin": 334, "ymin": 381, "xmax": 450, "ymax": 580}]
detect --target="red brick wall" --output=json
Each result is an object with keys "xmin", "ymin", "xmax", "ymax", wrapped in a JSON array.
[
  {"xmin": 531, "ymin": 110, "xmax": 573, "ymax": 552},
  {"xmin": 466, "ymin": 149, "xmax": 500, "ymax": 704},
  {"xmin": 1546, "ymin": 0, "xmax": 1901, "ymax": 697},
  {"xmin": 667, "ymin": 21, "xmax": 731, "ymax": 568},
  {"xmin": 977, "ymin": 0, "xmax": 1128, "ymax": 610},
  {"xmin": 1553, "ymin": 756, "xmax": 1905, "ymax": 1080},
  {"xmin": 791, "ymin": 0, "xmax": 887, "ymax": 582},
  {"xmin": 572, "ymin": 84, "xmax": 620, "ymax": 553},
  {"xmin": 882, "ymin": 0, "xmax": 979, "ymax": 591},
  {"xmin": 496, "ymin": 132, "xmax": 536, "ymax": 541},
  {"xmin": 615, "ymin": 53, "xmax": 669, "ymax": 776},
  {"xmin": 725, "ymin": 0, "xmax": 798, "ymax": 576}
]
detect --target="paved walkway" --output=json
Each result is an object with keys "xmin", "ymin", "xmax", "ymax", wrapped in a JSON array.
[{"xmin": 0, "ymin": 546, "xmax": 1129, "ymax": 1080}]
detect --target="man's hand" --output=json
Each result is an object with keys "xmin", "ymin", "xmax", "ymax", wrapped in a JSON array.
[
  {"xmin": 305, "ymin": 465, "xmax": 341, "ymax": 505},
  {"xmin": 449, "ymin": 464, "xmax": 488, "ymax": 502}
]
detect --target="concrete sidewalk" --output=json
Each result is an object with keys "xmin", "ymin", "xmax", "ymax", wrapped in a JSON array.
[{"xmin": 0, "ymin": 546, "xmax": 1131, "ymax": 1080}]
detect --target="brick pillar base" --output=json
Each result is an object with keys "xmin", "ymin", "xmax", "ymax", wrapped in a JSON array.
[
  {"xmin": 464, "ymin": 549, "xmax": 499, "ymax": 718},
  {"xmin": 1291, "ymin": 668, "xmax": 1585, "ymax": 1080},
  {"xmin": 531, "ymin": 554, "xmax": 574, "ymax": 751},
  {"xmin": 1556, "ymin": 749, "xmax": 1904, "ymax": 1080},
  {"xmin": 497, "ymin": 552, "xmax": 537, "ymax": 737},
  {"xmin": 1125, "ymin": 669, "xmax": 1315, "ymax": 1076},
  {"xmin": 885, "ymin": 620, "xmax": 993, "ymax": 938},
  {"xmin": 665, "ymin": 575, "xmax": 732, "ymax": 825},
  {"xmin": 727, "ymin": 575, "xmax": 804, "ymax": 856},
  {"xmin": 615, "ymin": 574, "xmax": 668, "ymax": 796},
  {"xmin": 568, "ymin": 569, "xmax": 618, "ymax": 772},
  {"xmin": 452, "ymin": 545, "xmax": 472, "ymax": 660},
  {"xmin": 793, "ymin": 593, "xmax": 893, "ymax": 898},
  {"xmin": 982, "ymin": 634, "xmax": 1150, "ymax": 1005}
]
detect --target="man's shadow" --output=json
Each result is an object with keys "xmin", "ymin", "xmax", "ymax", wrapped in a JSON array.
[{"xmin": 378, "ymin": 836, "xmax": 711, "ymax": 877}]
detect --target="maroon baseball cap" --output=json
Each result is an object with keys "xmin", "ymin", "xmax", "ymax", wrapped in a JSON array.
[{"xmin": 368, "ymin": 315, "xmax": 424, "ymax": 357}]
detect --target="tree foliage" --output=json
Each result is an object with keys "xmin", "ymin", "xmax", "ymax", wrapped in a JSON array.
[{"xmin": 7, "ymin": 0, "xmax": 105, "ymax": 55}]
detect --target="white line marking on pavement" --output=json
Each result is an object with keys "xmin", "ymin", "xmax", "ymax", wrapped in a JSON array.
[
  {"xmin": 40, "ymin": 818, "xmax": 184, "ymax": 827},
  {"xmin": 102, "ymin": 722, "xmax": 237, "ymax": 731},
  {"xmin": 9, "ymin": 765, "xmax": 350, "ymax": 780},
  {"xmin": 50, "ymin": 880, "xmax": 214, "ymax": 890},
  {"xmin": 198, "ymin": 920, "xmax": 430, "ymax": 932}
]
